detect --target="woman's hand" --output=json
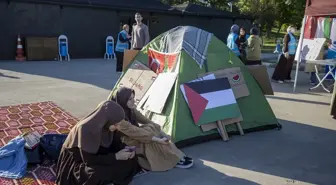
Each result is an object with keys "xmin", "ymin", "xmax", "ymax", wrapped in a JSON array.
[
  {"xmin": 152, "ymin": 136, "xmax": 169, "ymax": 145},
  {"xmin": 284, "ymin": 52, "xmax": 289, "ymax": 58},
  {"xmin": 164, "ymin": 135, "xmax": 172, "ymax": 141},
  {"xmin": 115, "ymin": 149, "xmax": 134, "ymax": 160},
  {"xmin": 160, "ymin": 130, "xmax": 171, "ymax": 141}
]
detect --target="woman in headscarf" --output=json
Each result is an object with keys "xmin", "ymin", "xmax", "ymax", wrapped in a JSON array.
[
  {"xmin": 111, "ymin": 87, "xmax": 194, "ymax": 171},
  {"xmin": 245, "ymin": 27, "xmax": 262, "ymax": 65},
  {"xmin": 56, "ymin": 101, "xmax": 139, "ymax": 185},
  {"xmin": 272, "ymin": 26, "xmax": 297, "ymax": 83},
  {"xmin": 227, "ymin": 24, "xmax": 241, "ymax": 59}
]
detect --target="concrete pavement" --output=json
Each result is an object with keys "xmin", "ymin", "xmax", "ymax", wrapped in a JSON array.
[{"xmin": 0, "ymin": 59, "xmax": 335, "ymax": 185}]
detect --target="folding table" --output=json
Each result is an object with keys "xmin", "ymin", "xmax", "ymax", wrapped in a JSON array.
[{"xmin": 307, "ymin": 59, "xmax": 336, "ymax": 93}]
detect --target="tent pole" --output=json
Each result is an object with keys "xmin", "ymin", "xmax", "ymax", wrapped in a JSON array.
[{"xmin": 293, "ymin": 15, "xmax": 308, "ymax": 92}]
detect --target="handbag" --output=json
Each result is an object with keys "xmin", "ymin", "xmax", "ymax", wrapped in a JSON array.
[{"xmin": 39, "ymin": 134, "xmax": 68, "ymax": 162}]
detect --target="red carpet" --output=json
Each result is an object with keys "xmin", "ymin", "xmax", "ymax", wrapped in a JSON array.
[{"xmin": 0, "ymin": 101, "xmax": 79, "ymax": 185}]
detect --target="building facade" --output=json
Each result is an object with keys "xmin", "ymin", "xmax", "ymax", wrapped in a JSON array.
[{"xmin": 0, "ymin": 0, "xmax": 252, "ymax": 60}]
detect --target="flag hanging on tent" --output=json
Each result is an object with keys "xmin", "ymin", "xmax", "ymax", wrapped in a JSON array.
[
  {"xmin": 148, "ymin": 48, "xmax": 179, "ymax": 74},
  {"xmin": 330, "ymin": 18, "xmax": 336, "ymax": 43},
  {"xmin": 180, "ymin": 78, "xmax": 241, "ymax": 125},
  {"xmin": 315, "ymin": 17, "xmax": 325, "ymax": 38},
  {"xmin": 304, "ymin": 16, "xmax": 317, "ymax": 39},
  {"xmin": 323, "ymin": 17, "xmax": 332, "ymax": 39}
]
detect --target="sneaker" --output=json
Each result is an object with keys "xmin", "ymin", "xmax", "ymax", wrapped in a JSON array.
[
  {"xmin": 134, "ymin": 169, "xmax": 149, "ymax": 178},
  {"xmin": 184, "ymin": 156, "xmax": 193, "ymax": 162},
  {"xmin": 278, "ymin": 80, "xmax": 284, "ymax": 84},
  {"xmin": 285, "ymin": 79, "xmax": 295, "ymax": 83},
  {"xmin": 176, "ymin": 159, "xmax": 193, "ymax": 169}
]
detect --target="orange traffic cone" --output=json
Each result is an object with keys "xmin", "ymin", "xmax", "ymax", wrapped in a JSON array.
[{"xmin": 15, "ymin": 34, "xmax": 26, "ymax": 61}]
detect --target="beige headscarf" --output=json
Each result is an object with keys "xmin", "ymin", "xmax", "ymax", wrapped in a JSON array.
[{"xmin": 63, "ymin": 100, "xmax": 125, "ymax": 154}]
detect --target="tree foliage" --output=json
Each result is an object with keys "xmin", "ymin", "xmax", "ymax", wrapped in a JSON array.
[
  {"xmin": 234, "ymin": 0, "xmax": 305, "ymax": 35},
  {"xmin": 161, "ymin": 0, "xmax": 306, "ymax": 35}
]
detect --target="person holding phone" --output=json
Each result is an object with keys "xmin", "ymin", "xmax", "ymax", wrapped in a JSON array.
[
  {"xmin": 56, "ymin": 101, "xmax": 140, "ymax": 185},
  {"xmin": 111, "ymin": 87, "xmax": 194, "ymax": 171}
]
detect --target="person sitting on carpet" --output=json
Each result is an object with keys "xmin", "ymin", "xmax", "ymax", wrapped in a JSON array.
[
  {"xmin": 56, "ymin": 101, "xmax": 140, "ymax": 185},
  {"xmin": 111, "ymin": 87, "xmax": 193, "ymax": 171}
]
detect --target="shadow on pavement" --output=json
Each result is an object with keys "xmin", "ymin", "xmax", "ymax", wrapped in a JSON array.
[
  {"xmin": 181, "ymin": 119, "xmax": 336, "ymax": 185},
  {"xmin": 266, "ymin": 95, "xmax": 330, "ymax": 106},
  {"xmin": 0, "ymin": 72, "xmax": 20, "ymax": 79},
  {"xmin": 133, "ymin": 159, "xmax": 260, "ymax": 185}
]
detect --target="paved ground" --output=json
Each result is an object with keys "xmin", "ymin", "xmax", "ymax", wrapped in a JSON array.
[
  {"xmin": 261, "ymin": 53, "xmax": 278, "ymax": 61},
  {"xmin": 0, "ymin": 59, "xmax": 336, "ymax": 185}
]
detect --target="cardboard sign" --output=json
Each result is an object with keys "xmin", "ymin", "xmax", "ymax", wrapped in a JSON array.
[
  {"xmin": 144, "ymin": 73, "xmax": 178, "ymax": 114},
  {"xmin": 199, "ymin": 67, "xmax": 249, "ymax": 99},
  {"xmin": 200, "ymin": 115, "xmax": 243, "ymax": 132},
  {"xmin": 118, "ymin": 60, "xmax": 157, "ymax": 104},
  {"xmin": 295, "ymin": 38, "xmax": 326, "ymax": 62},
  {"xmin": 123, "ymin": 50, "xmax": 140, "ymax": 71},
  {"xmin": 247, "ymin": 65, "xmax": 274, "ymax": 95}
]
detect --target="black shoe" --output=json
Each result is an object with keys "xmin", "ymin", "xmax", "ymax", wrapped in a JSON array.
[
  {"xmin": 176, "ymin": 159, "xmax": 193, "ymax": 169},
  {"xmin": 184, "ymin": 156, "xmax": 193, "ymax": 162},
  {"xmin": 134, "ymin": 168, "xmax": 149, "ymax": 178}
]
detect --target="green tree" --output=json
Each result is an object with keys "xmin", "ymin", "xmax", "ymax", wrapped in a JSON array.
[
  {"xmin": 161, "ymin": 0, "xmax": 232, "ymax": 9},
  {"xmin": 235, "ymin": 0, "xmax": 279, "ymax": 36},
  {"xmin": 234, "ymin": 0, "xmax": 305, "ymax": 36}
]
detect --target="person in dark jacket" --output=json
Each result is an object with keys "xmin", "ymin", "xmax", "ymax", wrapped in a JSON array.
[
  {"xmin": 238, "ymin": 27, "xmax": 250, "ymax": 63},
  {"xmin": 115, "ymin": 24, "xmax": 131, "ymax": 73}
]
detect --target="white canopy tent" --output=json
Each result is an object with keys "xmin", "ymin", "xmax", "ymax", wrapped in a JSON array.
[{"xmin": 293, "ymin": 0, "xmax": 336, "ymax": 92}]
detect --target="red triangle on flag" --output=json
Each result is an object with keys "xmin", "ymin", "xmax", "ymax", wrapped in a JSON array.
[{"xmin": 184, "ymin": 84, "xmax": 208, "ymax": 124}]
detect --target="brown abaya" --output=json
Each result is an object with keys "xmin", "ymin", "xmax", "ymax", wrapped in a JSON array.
[
  {"xmin": 56, "ymin": 101, "xmax": 140, "ymax": 185},
  {"xmin": 272, "ymin": 33, "xmax": 295, "ymax": 81},
  {"xmin": 112, "ymin": 87, "xmax": 185, "ymax": 172}
]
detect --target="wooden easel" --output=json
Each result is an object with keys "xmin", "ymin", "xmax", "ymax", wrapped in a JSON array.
[{"xmin": 216, "ymin": 120, "xmax": 244, "ymax": 141}]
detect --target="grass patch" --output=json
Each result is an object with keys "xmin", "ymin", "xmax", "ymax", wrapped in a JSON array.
[{"xmin": 260, "ymin": 28, "xmax": 299, "ymax": 53}]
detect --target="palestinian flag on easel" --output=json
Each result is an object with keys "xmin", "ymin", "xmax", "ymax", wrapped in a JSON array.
[
  {"xmin": 148, "ymin": 48, "xmax": 179, "ymax": 74},
  {"xmin": 180, "ymin": 78, "xmax": 241, "ymax": 125}
]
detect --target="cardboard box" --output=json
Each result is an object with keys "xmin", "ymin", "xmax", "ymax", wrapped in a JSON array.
[
  {"xmin": 247, "ymin": 65, "xmax": 274, "ymax": 95},
  {"xmin": 26, "ymin": 37, "xmax": 58, "ymax": 61},
  {"xmin": 123, "ymin": 50, "xmax": 140, "ymax": 71},
  {"xmin": 198, "ymin": 67, "xmax": 249, "ymax": 99}
]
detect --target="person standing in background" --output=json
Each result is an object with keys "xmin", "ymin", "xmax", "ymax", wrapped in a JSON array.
[
  {"xmin": 272, "ymin": 26, "xmax": 297, "ymax": 83},
  {"xmin": 238, "ymin": 27, "xmax": 250, "ymax": 63},
  {"xmin": 131, "ymin": 13, "xmax": 150, "ymax": 50},
  {"xmin": 115, "ymin": 24, "xmax": 131, "ymax": 73},
  {"xmin": 245, "ymin": 27, "xmax": 262, "ymax": 65},
  {"xmin": 227, "ymin": 24, "xmax": 241, "ymax": 59}
]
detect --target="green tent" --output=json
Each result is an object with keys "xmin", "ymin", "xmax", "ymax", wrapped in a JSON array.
[{"xmin": 108, "ymin": 26, "xmax": 280, "ymax": 146}]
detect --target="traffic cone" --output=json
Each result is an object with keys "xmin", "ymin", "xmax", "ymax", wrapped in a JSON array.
[{"xmin": 15, "ymin": 34, "xmax": 26, "ymax": 61}]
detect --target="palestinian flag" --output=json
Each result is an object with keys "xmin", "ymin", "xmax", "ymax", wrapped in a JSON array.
[
  {"xmin": 180, "ymin": 78, "xmax": 241, "ymax": 125},
  {"xmin": 148, "ymin": 48, "xmax": 179, "ymax": 74}
]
